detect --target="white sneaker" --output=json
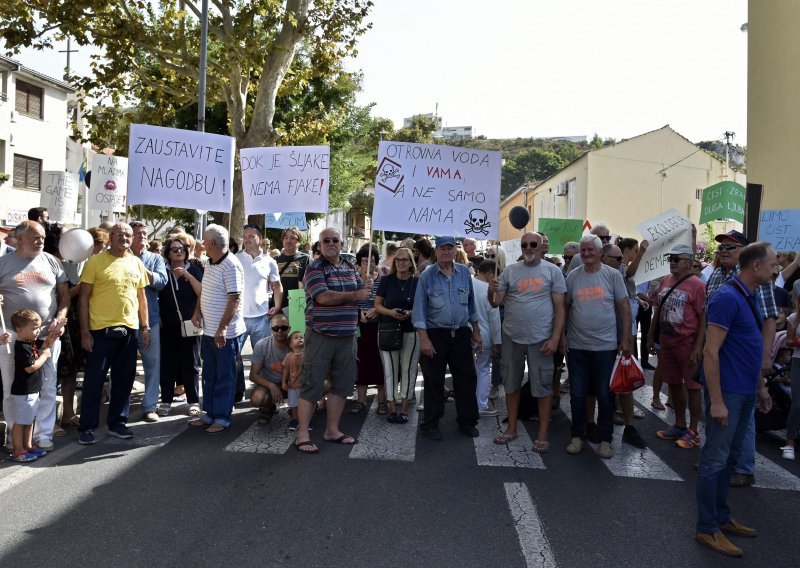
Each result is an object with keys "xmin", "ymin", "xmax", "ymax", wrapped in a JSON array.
[
  {"xmin": 598, "ymin": 441, "xmax": 614, "ymax": 459},
  {"xmin": 566, "ymin": 437, "xmax": 583, "ymax": 454},
  {"xmin": 417, "ymin": 402, "xmax": 425, "ymax": 412},
  {"xmin": 36, "ymin": 439, "xmax": 55, "ymax": 451},
  {"xmin": 479, "ymin": 408, "xmax": 499, "ymax": 417},
  {"xmin": 781, "ymin": 446, "xmax": 796, "ymax": 461}
]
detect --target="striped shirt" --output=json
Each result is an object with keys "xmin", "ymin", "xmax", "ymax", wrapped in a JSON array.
[
  {"xmin": 303, "ymin": 256, "xmax": 364, "ymax": 336},
  {"xmin": 705, "ymin": 265, "xmax": 778, "ymax": 320},
  {"xmin": 200, "ymin": 252, "xmax": 246, "ymax": 339}
]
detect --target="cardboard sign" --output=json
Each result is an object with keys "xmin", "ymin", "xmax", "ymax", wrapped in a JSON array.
[
  {"xmin": 758, "ymin": 209, "xmax": 800, "ymax": 251},
  {"xmin": 264, "ymin": 212, "xmax": 307, "ymax": 230},
  {"xmin": 41, "ymin": 171, "xmax": 80, "ymax": 224},
  {"xmin": 240, "ymin": 146, "xmax": 329, "ymax": 215},
  {"xmin": 127, "ymin": 124, "xmax": 235, "ymax": 211},
  {"xmin": 698, "ymin": 181, "xmax": 745, "ymax": 224},
  {"xmin": 537, "ymin": 218, "xmax": 584, "ymax": 251},
  {"xmin": 90, "ymin": 154, "xmax": 128, "ymax": 213},
  {"xmin": 371, "ymin": 141, "xmax": 502, "ymax": 239},
  {"xmin": 288, "ymin": 288, "xmax": 306, "ymax": 336},
  {"xmin": 632, "ymin": 208, "xmax": 693, "ymax": 284}
]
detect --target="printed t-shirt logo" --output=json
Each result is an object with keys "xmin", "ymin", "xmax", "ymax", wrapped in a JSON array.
[
  {"xmin": 577, "ymin": 286, "xmax": 605, "ymax": 303},
  {"xmin": 516, "ymin": 277, "xmax": 543, "ymax": 294}
]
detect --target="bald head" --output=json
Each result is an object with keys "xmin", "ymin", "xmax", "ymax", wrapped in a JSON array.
[{"xmin": 108, "ymin": 222, "xmax": 133, "ymax": 256}]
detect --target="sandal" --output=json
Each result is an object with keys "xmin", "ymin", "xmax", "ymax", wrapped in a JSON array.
[
  {"xmin": 205, "ymin": 423, "xmax": 229, "ymax": 434},
  {"xmin": 189, "ymin": 418, "xmax": 209, "ymax": 428},
  {"xmin": 188, "ymin": 404, "xmax": 201, "ymax": 417},
  {"xmin": 62, "ymin": 415, "xmax": 80, "ymax": 428},
  {"xmin": 387, "ymin": 412, "xmax": 398, "ymax": 423},
  {"xmin": 376, "ymin": 402, "xmax": 389, "ymax": 416},
  {"xmin": 349, "ymin": 401, "xmax": 366, "ymax": 414},
  {"xmin": 53, "ymin": 425, "xmax": 68, "ymax": 438},
  {"xmin": 532, "ymin": 440, "xmax": 550, "ymax": 453},
  {"xmin": 493, "ymin": 432, "xmax": 519, "ymax": 445},
  {"xmin": 157, "ymin": 403, "xmax": 171, "ymax": 417},
  {"xmin": 651, "ymin": 400, "xmax": 665, "ymax": 410},
  {"xmin": 397, "ymin": 413, "xmax": 409, "ymax": 424}
]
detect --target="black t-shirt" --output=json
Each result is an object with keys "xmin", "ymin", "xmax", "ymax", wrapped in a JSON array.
[
  {"xmin": 12, "ymin": 340, "xmax": 43, "ymax": 395},
  {"xmin": 272, "ymin": 252, "xmax": 310, "ymax": 310},
  {"xmin": 784, "ymin": 270, "xmax": 800, "ymax": 294},
  {"xmin": 774, "ymin": 284, "xmax": 790, "ymax": 310},
  {"xmin": 159, "ymin": 264, "xmax": 205, "ymax": 326},
  {"xmin": 376, "ymin": 273, "xmax": 418, "ymax": 333},
  {"xmin": 468, "ymin": 255, "xmax": 486, "ymax": 269}
]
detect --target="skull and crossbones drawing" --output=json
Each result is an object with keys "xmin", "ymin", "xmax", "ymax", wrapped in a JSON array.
[
  {"xmin": 464, "ymin": 209, "xmax": 491, "ymax": 236},
  {"xmin": 379, "ymin": 163, "xmax": 401, "ymax": 184}
]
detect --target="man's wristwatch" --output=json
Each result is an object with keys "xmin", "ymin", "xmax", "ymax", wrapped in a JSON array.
[{"xmin": 141, "ymin": 325, "xmax": 151, "ymax": 332}]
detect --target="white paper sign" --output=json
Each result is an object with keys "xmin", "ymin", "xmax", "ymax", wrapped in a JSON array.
[
  {"xmin": 633, "ymin": 208, "xmax": 693, "ymax": 284},
  {"xmin": 500, "ymin": 239, "xmax": 522, "ymax": 264},
  {"xmin": 240, "ymin": 146, "xmax": 329, "ymax": 215},
  {"xmin": 41, "ymin": 171, "xmax": 80, "ymax": 224},
  {"xmin": 371, "ymin": 141, "xmax": 502, "ymax": 239},
  {"xmin": 90, "ymin": 154, "xmax": 128, "ymax": 213},
  {"xmin": 127, "ymin": 124, "xmax": 235, "ymax": 211}
]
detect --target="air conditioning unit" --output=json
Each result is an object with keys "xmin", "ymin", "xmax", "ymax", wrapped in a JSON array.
[{"xmin": 555, "ymin": 181, "xmax": 568, "ymax": 196}]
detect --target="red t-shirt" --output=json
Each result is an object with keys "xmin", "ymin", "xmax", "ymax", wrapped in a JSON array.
[{"xmin": 657, "ymin": 274, "xmax": 706, "ymax": 349}]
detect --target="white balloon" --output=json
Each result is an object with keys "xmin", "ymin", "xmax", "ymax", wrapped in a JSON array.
[{"xmin": 59, "ymin": 228, "xmax": 95, "ymax": 263}]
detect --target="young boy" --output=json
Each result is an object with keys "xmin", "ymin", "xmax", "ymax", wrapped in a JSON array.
[
  {"xmin": 281, "ymin": 331, "xmax": 304, "ymax": 431},
  {"xmin": 5, "ymin": 309, "xmax": 54, "ymax": 463}
]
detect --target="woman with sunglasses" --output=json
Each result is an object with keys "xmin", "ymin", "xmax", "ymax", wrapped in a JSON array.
[{"xmin": 158, "ymin": 238, "xmax": 204, "ymax": 417}]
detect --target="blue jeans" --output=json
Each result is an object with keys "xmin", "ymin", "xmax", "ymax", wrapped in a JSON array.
[
  {"xmin": 200, "ymin": 334, "xmax": 242, "ymax": 427},
  {"xmin": 242, "ymin": 316, "xmax": 270, "ymax": 350},
  {"xmin": 734, "ymin": 413, "xmax": 756, "ymax": 475},
  {"xmin": 696, "ymin": 389, "xmax": 756, "ymax": 534},
  {"xmin": 567, "ymin": 349, "xmax": 617, "ymax": 443},
  {"xmin": 138, "ymin": 325, "xmax": 161, "ymax": 413}
]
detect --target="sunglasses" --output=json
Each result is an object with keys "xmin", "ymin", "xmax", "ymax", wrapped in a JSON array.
[
  {"xmin": 485, "ymin": 253, "xmax": 496, "ymax": 258},
  {"xmin": 563, "ymin": 255, "xmax": 574, "ymax": 261},
  {"xmin": 520, "ymin": 242, "xmax": 538, "ymax": 249},
  {"xmin": 322, "ymin": 237, "xmax": 340, "ymax": 244},
  {"xmin": 395, "ymin": 257, "xmax": 411, "ymax": 262},
  {"xmin": 717, "ymin": 243, "xmax": 742, "ymax": 251},
  {"xmin": 169, "ymin": 247, "xmax": 185, "ymax": 253},
  {"xmin": 271, "ymin": 325, "xmax": 290, "ymax": 332},
  {"xmin": 668, "ymin": 256, "xmax": 690, "ymax": 263},
  {"xmin": 599, "ymin": 236, "xmax": 612, "ymax": 242}
]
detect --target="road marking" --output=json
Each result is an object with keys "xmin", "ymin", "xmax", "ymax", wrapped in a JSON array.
[
  {"xmin": 474, "ymin": 392, "xmax": 545, "ymax": 469},
  {"xmin": 559, "ymin": 396, "xmax": 682, "ymax": 481},
  {"xmin": 349, "ymin": 389, "xmax": 420, "ymax": 462},
  {"xmin": 504, "ymin": 482, "xmax": 557, "ymax": 568},
  {"xmin": 634, "ymin": 386, "xmax": 800, "ymax": 491},
  {"xmin": 225, "ymin": 408, "xmax": 295, "ymax": 455}
]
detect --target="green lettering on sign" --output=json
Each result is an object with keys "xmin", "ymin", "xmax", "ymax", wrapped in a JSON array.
[{"xmin": 537, "ymin": 218, "xmax": 585, "ymax": 251}]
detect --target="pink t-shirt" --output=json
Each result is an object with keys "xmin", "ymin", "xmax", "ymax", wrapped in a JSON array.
[{"xmin": 657, "ymin": 274, "xmax": 706, "ymax": 348}]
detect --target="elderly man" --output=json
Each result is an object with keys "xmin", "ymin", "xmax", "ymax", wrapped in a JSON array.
[
  {"xmin": 273, "ymin": 226, "xmax": 310, "ymax": 313},
  {"xmin": 190, "ymin": 224, "xmax": 246, "ymax": 434},
  {"xmin": 695, "ymin": 242, "xmax": 776, "ymax": 557},
  {"xmin": 78, "ymin": 223, "xmax": 150, "ymax": 444},
  {"xmin": 237, "ymin": 223, "xmax": 283, "ymax": 348},
  {"xmin": 563, "ymin": 234, "xmax": 632, "ymax": 459},
  {"xmin": 413, "ymin": 235, "xmax": 482, "ymax": 441},
  {"xmin": 0, "ymin": 221, "xmax": 69, "ymax": 452},
  {"xmin": 567, "ymin": 223, "xmax": 613, "ymax": 274},
  {"xmin": 463, "ymin": 237, "xmax": 484, "ymax": 269},
  {"xmin": 562, "ymin": 241, "xmax": 579, "ymax": 275},
  {"xmin": 1, "ymin": 228, "xmax": 16, "ymax": 255},
  {"xmin": 129, "ymin": 221, "xmax": 168, "ymax": 422},
  {"xmin": 294, "ymin": 227, "xmax": 370, "ymax": 453},
  {"xmin": 705, "ymin": 230, "xmax": 778, "ymax": 488},
  {"xmin": 489, "ymin": 232, "xmax": 566, "ymax": 452}
]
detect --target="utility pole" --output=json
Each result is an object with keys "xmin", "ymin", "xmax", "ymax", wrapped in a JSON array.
[
  {"xmin": 723, "ymin": 131, "xmax": 735, "ymax": 180},
  {"xmin": 194, "ymin": 0, "xmax": 210, "ymax": 240},
  {"xmin": 58, "ymin": 38, "xmax": 79, "ymax": 81}
]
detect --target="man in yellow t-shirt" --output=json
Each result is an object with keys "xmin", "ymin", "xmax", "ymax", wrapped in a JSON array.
[{"xmin": 77, "ymin": 222, "xmax": 149, "ymax": 444}]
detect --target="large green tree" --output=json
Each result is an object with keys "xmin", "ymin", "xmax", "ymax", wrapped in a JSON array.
[
  {"xmin": 0, "ymin": 0, "xmax": 373, "ymax": 241},
  {"xmin": 500, "ymin": 147, "xmax": 565, "ymax": 198}
]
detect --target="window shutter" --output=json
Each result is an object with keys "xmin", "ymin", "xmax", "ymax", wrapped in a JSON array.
[
  {"xmin": 15, "ymin": 88, "xmax": 27, "ymax": 113},
  {"xmin": 27, "ymin": 159, "xmax": 41, "ymax": 189},
  {"xmin": 13, "ymin": 155, "xmax": 26, "ymax": 187},
  {"xmin": 28, "ymin": 88, "xmax": 42, "ymax": 118}
]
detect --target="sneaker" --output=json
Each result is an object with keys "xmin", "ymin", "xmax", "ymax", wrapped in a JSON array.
[
  {"xmin": 27, "ymin": 447, "xmax": 48, "ymax": 458},
  {"xmin": 730, "ymin": 472, "xmax": 755, "ymax": 488},
  {"xmin": 489, "ymin": 386, "xmax": 499, "ymax": 401},
  {"xmin": 676, "ymin": 428, "xmax": 700, "ymax": 449},
  {"xmin": 586, "ymin": 422, "xmax": 602, "ymax": 444},
  {"xmin": 8, "ymin": 451, "xmax": 37, "ymax": 463},
  {"xmin": 157, "ymin": 403, "xmax": 171, "ymax": 417},
  {"xmin": 622, "ymin": 425, "xmax": 647, "ymax": 449},
  {"xmin": 479, "ymin": 408, "xmax": 499, "ymax": 417},
  {"xmin": 108, "ymin": 423, "xmax": 134, "ymax": 439},
  {"xmin": 457, "ymin": 425, "xmax": 480, "ymax": 437},
  {"xmin": 36, "ymin": 439, "xmax": 54, "ymax": 451},
  {"xmin": 598, "ymin": 441, "xmax": 614, "ymax": 459},
  {"xmin": 656, "ymin": 425, "xmax": 687, "ymax": 440},
  {"xmin": 566, "ymin": 437, "xmax": 583, "ymax": 454},
  {"xmin": 781, "ymin": 446, "xmax": 796, "ymax": 461},
  {"xmin": 78, "ymin": 430, "xmax": 96, "ymax": 445},
  {"xmin": 417, "ymin": 402, "xmax": 425, "ymax": 412},
  {"xmin": 288, "ymin": 419, "xmax": 299, "ymax": 431},
  {"xmin": 143, "ymin": 412, "xmax": 159, "ymax": 423},
  {"xmin": 419, "ymin": 427, "xmax": 443, "ymax": 441}
]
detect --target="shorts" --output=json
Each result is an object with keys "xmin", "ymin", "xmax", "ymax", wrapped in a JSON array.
[
  {"xmin": 659, "ymin": 343, "xmax": 700, "ymax": 390},
  {"xmin": 300, "ymin": 330, "xmax": 357, "ymax": 402},
  {"xmin": 287, "ymin": 389, "xmax": 300, "ymax": 408},
  {"xmin": 10, "ymin": 393, "xmax": 39, "ymax": 425},
  {"xmin": 252, "ymin": 383, "xmax": 281, "ymax": 398},
  {"xmin": 500, "ymin": 331, "xmax": 554, "ymax": 397}
]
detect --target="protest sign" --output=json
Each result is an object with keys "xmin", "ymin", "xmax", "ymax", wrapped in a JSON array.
[
  {"xmin": 698, "ymin": 181, "xmax": 745, "ymax": 224},
  {"xmin": 41, "ymin": 171, "xmax": 80, "ymax": 224},
  {"xmin": 240, "ymin": 146, "xmax": 329, "ymax": 215},
  {"xmin": 127, "ymin": 124, "xmax": 235, "ymax": 211},
  {"xmin": 288, "ymin": 288, "xmax": 306, "ymax": 335},
  {"xmin": 90, "ymin": 154, "xmax": 128, "ymax": 213},
  {"xmin": 537, "ymin": 218, "xmax": 584, "ymax": 251},
  {"xmin": 371, "ymin": 141, "xmax": 502, "ymax": 238},
  {"xmin": 758, "ymin": 209, "xmax": 800, "ymax": 251},
  {"xmin": 632, "ymin": 208, "xmax": 693, "ymax": 284},
  {"xmin": 264, "ymin": 212, "xmax": 307, "ymax": 230},
  {"xmin": 500, "ymin": 239, "xmax": 522, "ymax": 263}
]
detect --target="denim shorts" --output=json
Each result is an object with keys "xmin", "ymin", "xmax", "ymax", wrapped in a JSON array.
[{"xmin": 10, "ymin": 393, "xmax": 39, "ymax": 425}]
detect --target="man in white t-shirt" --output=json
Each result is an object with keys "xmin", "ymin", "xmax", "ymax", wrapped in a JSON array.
[
  {"xmin": 191, "ymin": 224, "xmax": 246, "ymax": 434},
  {"xmin": 237, "ymin": 224, "xmax": 284, "ymax": 349}
]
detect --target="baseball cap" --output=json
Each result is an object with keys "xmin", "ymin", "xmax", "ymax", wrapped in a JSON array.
[
  {"xmin": 435, "ymin": 236, "xmax": 456, "ymax": 247},
  {"xmin": 714, "ymin": 230, "xmax": 748, "ymax": 246},
  {"xmin": 666, "ymin": 244, "xmax": 694, "ymax": 258}
]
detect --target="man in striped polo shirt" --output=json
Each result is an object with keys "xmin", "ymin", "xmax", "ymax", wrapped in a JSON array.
[
  {"xmin": 190, "ymin": 224, "xmax": 246, "ymax": 434},
  {"xmin": 293, "ymin": 227, "xmax": 372, "ymax": 454}
]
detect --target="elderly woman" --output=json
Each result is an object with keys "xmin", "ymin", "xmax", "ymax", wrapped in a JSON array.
[{"xmin": 158, "ymin": 236, "xmax": 204, "ymax": 416}]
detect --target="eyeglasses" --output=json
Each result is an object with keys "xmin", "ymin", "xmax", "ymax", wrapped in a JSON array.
[
  {"xmin": 520, "ymin": 242, "xmax": 538, "ymax": 249},
  {"xmin": 271, "ymin": 325, "xmax": 290, "ymax": 332},
  {"xmin": 718, "ymin": 243, "xmax": 742, "ymax": 251},
  {"xmin": 599, "ymin": 235, "xmax": 612, "ymax": 242},
  {"xmin": 169, "ymin": 247, "xmax": 185, "ymax": 253},
  {"xmin": 322, "ymin": 237, "xmax": 340, "ymax": 244},
  {"xmin": 668, "ymin": 256, "xmax": 689, "ymax": 263},
  {"xmin": 485, "ymin": 253, "xmax": 496, "ymax": 259},
  {"xmin": 563, "ymin": 255, "xmax": 574, "ymax": 261}
]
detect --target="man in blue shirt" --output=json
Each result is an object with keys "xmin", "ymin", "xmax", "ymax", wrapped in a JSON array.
[
  {"xmin": 413, "ymin": 236, "xmax": 482, "ymax": 440},
  {"xmin": 695, "ymin": 242, "xmax": 776, "ymax": 557}
]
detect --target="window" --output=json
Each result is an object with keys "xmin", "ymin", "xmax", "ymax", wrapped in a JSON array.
[
  {"xmin": 13, "ymin": 154, "xmax": 42, "ymax": 189},
  {"xmin": 15, "ymin": 80, "xmax": 44, "ymax": 119},
  {"xmin": 567, "ymin": 178, "xmax": 577, "ymax": 218},
  {"xmin": 695, "ymin": 189, "xmax": 702, "ymax": 200}
]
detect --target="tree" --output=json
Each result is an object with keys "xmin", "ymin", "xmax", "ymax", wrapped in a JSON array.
[
  {"xmin": 501, "ymin": 147, "xmax": 565, "ymax": 198},
  {"xmin": 0, "ymin": 0, "xmax": 373, "ymax": 242},
  {"xmin": 392, "ymin": 114, "xmax": 438, "ymax": 143}
]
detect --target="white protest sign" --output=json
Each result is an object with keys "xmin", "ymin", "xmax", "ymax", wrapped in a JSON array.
[
  {"xmin": 633, "ymin": 208, "xmax": 693, "ymax": 284},
  {"xmin": 758, "ymin": 209, "xmax": 800, "ymax": 251},
  {"xmin": 90, "ymin": 154, "xmax": 128, "ymax": 213},
  {"xmin": 240, "ymin": 146, "xmax": 329, "ymax": 214},
  {"xmin": 41, "ymin": 171, "xmax": 80, "ymax": 224},
  {"xmin": 371, "ymin": 141, "xmax": 502, "ymax": 239},
  {"xmin": 500, "ymin": 239, "xmax": 522, "ymax": 263},
  {"xmin": 265, "ymin": 212, "xmax": 308, "ymax": 230},
  {"xmin": 127, "ymin": 124, "xmax": 235, "ymax": 211}
]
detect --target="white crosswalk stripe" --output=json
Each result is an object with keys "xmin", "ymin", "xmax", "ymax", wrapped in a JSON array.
[
  {"xmin": 349, "ymin": 389, "xmax": 421, "ymax": 462},
  {"xmin": 224, "ymin": 409, "xmax": 296, "ymax": 454},
  {"xmin": 474, "ymin": 392, "xmax": 545, "ymax": 469},
  {"xmin": 504, "ymin": 482, "xmax": 557, "ymax": 568}
]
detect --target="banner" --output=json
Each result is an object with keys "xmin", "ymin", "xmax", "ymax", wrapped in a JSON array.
[
  {"xmin": 90, "ymin": 154, "xmax": 128, "ymax": 213},
  {"xmin": 127, "ymin": 124, "xmax": 235, "ymax": 211},
  {"xmin": 698, "ymin": 181, "xmax": 745, "ymax": 224},
  {"xmin": 371, "ymin": 141, "xmax": 502, "ymax": 239},
  {"xmin": 632, "ymin": 208, "xmax": 693, "ymax": 284},
  {"xmin": 537, "ymin": 218, "xmax": 584, "ymax": 251},
  {"xmin": 41, "ymin": 171, "xmax": 80, "ymax": 224},
  {"xmin": 240, "ymin": 146, "xmax": 329, "ymax": 215},
  {"xmin": 758, "ymin": 209, "xmax": 800, "ymax": 251},
  {"xmin": 264, "ymin": 212, "xmax": 307, "ymax": 230}
]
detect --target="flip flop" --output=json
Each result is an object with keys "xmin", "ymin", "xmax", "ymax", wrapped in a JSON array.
[
  {"xmin": 532, "ymin": 440, "xmax": 550, "ymax": 453},
  {"xmin": 205, "ymin": 424, "xmax": 229, "ymax": 435},
  {"xmin": 349, "ymin": 401, "xmax": 366, "ymax": 414},
  {"xmin": 189, "ymin": 418, "xmax": 210, "ymax": 428},
  {"xmin": 294, "ymin": 440, "xmax": 319, "ymax": 454},
  {"xmin": 324, "ymin": 434, "xmax": 358, "ymax": 445},
  {"xmin": 651, "ymin": 400, "xmax": 665, "ymax": 410},
  {"xmin": 493, "ymin": 432, "xmax": 519, "ymax": 445},
  {"xmin": 53, "ymin": 425, "xmax": 68, "ymax": 438}
]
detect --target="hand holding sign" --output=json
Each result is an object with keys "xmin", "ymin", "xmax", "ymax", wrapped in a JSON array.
[{"xmin": 632, "ymin": 209, "xmax": 693, "ymax": 284}]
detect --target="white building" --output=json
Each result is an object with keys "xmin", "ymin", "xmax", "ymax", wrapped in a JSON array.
[{"xmin": 0, "ymin": 55, "xmax": 76, "ymax": 228}]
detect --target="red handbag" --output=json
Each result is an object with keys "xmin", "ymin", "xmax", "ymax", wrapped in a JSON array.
[{"xmin": 609, "ymin": 354, "xmax": 646, "ymax": 393}]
